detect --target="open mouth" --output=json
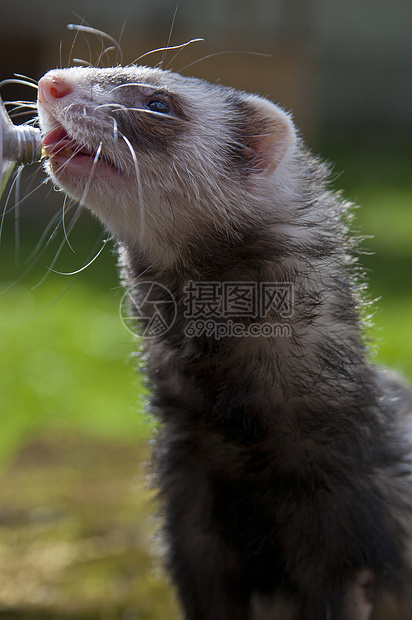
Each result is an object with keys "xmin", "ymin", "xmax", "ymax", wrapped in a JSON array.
[{"xmin": 42, "ymin": 125, "xmax": 119, "ymax": 177}]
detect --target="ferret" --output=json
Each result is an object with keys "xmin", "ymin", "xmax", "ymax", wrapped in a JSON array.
[{"xmin": 36, "ymin": 64, "xmax": 412, "ymax": 620}]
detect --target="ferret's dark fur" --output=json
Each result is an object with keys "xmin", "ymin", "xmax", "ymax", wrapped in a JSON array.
[{"xmin": 37, "ymin": 65, "xmax": 412, "ymax": 620}]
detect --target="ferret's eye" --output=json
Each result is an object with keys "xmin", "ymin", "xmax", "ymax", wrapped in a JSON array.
[{"xmin": 147, "ymin": 100, "xmax": 170, "ymax": 114}]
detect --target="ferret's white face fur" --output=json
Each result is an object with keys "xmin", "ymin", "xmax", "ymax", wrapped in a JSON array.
[{"xmin": 37, "ymin": 66, "xmax": 296, "ymax": 266}]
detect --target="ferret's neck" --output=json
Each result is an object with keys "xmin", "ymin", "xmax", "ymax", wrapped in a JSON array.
[{"xmin": 123, "ymin": 219, "xmax": 373, "ymax": 442}]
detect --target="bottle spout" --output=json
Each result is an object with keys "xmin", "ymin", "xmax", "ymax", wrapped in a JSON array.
[{"xmin": 0, "ymin": 95, "xmax": 43, "ymax": 197}]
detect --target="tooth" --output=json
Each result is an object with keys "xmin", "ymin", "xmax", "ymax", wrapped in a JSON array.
[{"xmin": 62, "ymin": 145, "xmax": 73, "ymax": 158}]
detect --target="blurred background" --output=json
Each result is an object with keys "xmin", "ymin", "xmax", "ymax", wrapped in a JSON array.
[{"xmin": 0, "ymin": 1, "xmax": 411, "ymax": 618}]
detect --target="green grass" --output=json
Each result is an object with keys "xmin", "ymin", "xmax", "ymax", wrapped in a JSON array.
[
  {"xmin": 0, "ymin": 214, "xmax": 151, "ymax": 465},
  {"xmin": 0, "ymin": 434, "xmax": 178, "ymax": 619},
  {"xmin": 0, "ymin": 281, "xmax": 150, "ymax": 461},
  {"xmin": 321, "ymin": 138, "xmax": 412, "ymax": 379}
]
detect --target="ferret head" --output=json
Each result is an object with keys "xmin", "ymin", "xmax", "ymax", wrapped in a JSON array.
[{"xmin": 37, "ymin": 65, "xmax": 297, "ymax": 267}]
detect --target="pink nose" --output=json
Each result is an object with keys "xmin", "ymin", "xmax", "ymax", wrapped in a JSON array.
[{"xmin": 38, "ymin": 75, "xmax": 72, "ymax": 103}]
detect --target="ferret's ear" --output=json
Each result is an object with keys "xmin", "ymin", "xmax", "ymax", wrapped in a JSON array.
[{"xmin": 239, "ymin": 95, "xmax": 296, "ymax": 175}]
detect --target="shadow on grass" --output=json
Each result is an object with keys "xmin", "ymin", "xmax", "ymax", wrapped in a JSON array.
[
  {"xmin": 0, "ymin": 433, "xmax": 178, "ymax": 620},
  {"xmin": 0, "ymin": 612, "xmax": 107, "ymax": 619}
]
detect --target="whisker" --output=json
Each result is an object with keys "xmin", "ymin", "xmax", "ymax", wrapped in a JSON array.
[
  {"xmin": 14, "ymin": 168, "xmax": 23, "ymax": 266},
  {"xmin": 84, "ymin": 38, "xmax": 93, "ymax": 67},
  {"xmin": 117, "ymin": 20, "xmax": 127, "ymax": 66},
  {"xmin": 159, "ymin": 5, "xmax": 179, "ymax": 68},
  {"xmin": 3, "ymin": 101, "xmax": 38, "ymax": 124},
  {"xmin": 107, "ymin": 82, "xmax": 159, "ymax": 94},
  {"xmin": 49, "ymin": 141, "xmax": 82, "ymax": 160},
  {"xmin": 85, "ymin": 37, "xmax": 93, "ymax": 68},
  {"xmin": 0, "ymin": 78, "xmax": 38, "ymax": 90},
  {"xmin": 32, "ymin": 145, "xmax": 103, "ymax": 274},
  {"xmin": 64, "ymin": 102, "xmax": 82, "ymax": 116},
  {"xmin": 78, "ymin": 141, "xmax": 103, "ymax": 205},
  {"xmin": 27, "ymin": 117, "xmax": 40, "ymax": 127},
  {"xmin": 130, "ymin": 107, "xmax": 183, "ymax": 120},
  {"xmin": 1, "ymin": 165, "xmax": 28, "ymax": 224},
  {"xmin": 70, "ymin": 11, "xmax": 93, "ymax": 27},
  {"xmin": 0, "ymin": 201, "xmax": 71, "ymax": 298},
  {"xmin": 48, "ymin": 238, "xmax": 109, "ymax": 276},
  {"xmin": 73, "ymin": 58, "xmax": 93, "ymax": 68},
  {"xmin": 8, "ymin": 110, "xmax": 38, "ymax": 121},
  {"xmin": 14, "ymin": 73, "xmax": 38, "ymax": 85},
  {"xmin": 31, "ymin": 199, "xmax": 111, "ymax": 286},
  {"xmin": 14, "ymin": 279, "xmax": 78, "ymax": 322},
  {"xmin": 62, "ymin": 194, "xmax": 75, "ymax": 252},
  {"xmin": 97, "ymin": 45, "xmax": 117, "ymax": 67},
  {"xmin": 32, "ymin": 204, "xmax": 83, "ymax": 289},
  {"xmin": 165, "ymin": 45, "xmax": 192, "ymax": 72},
  {"xmin": 95, "ymin": 101, "xmax": 183, "ymax": 121},
  {"xmin": 43, "ymin": 141, "xmax": 102, "ymax": 186},
  {"xmin": 130, "ymin": 38, "xmax": 204, "ymax": 66},
  {"xmin": 94, "ymin": 103, "xmax": 126, "ymax": 113},
  {"xmin": 25, "ymin": 210, "xmax": 69, "ymax": 265},
  {"xmin": 0, "ymin": 247, "xmax": 52, "ymax": 297},
  {"xmin": 45, "ymin": 214, "xmax": 68, "ymax": 248},
  {"xmin": 5, "ymin": 174, "xmax": 54, "ymax": 215},
  {"xmin": 67, "ymin": 24, "xmax": 123, "ymax": 66},
  {"xmin": 118, "ymin": 131, "xmax": 144, "ymax": 247},
  {"xmin": 177, "ymin": 49, "xmax": 271, "ymax": 73},
  {"xmin": 0, "ymin": 172, "xmax": 17, "ymax": 245},
  {"xmin": 1, "ymin": 164, "xmax": 53, "ymax": 267},
  {"xmin": 4, "ymin": 101, "xmax": 38, "ymax": 109},
  {"xmin": 67, "ymin": 15, "xmax": 86, "ymax": 67}
]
